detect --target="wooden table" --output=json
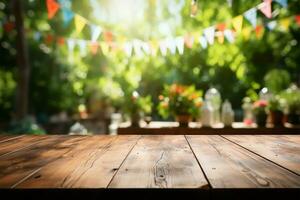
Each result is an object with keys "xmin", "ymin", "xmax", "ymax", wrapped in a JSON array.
[
  {"xmin": 118, "ymin": 121, "xmax": 300, "ymax": 135},
  {"xmin": 0, "ymin": 135, "xmax": 300, "ymax": 199}
]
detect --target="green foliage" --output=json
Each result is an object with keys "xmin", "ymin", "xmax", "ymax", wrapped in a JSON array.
[
  {"xmin": 264, "ymin": 69, "xmax": 291, "ymax": 94},
  {"xmin": 123, "ymin": 91, "xmax": 153, "ymax": 117},
  {"xmin": 8, "ymin": 117, "xmax": 46, "ymax": 135},
  {"xmin": 280, "ymin": 85, "xmax": 300, "ymax": 114},
  {"xmin": 268, "ymin": 95, "xmax": 287, "ymax": 112}
]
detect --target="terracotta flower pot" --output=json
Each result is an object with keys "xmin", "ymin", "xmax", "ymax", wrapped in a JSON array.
[
  {"xmin": 175, "ymin": 115, "xmax": 192, "ymax": 127},
  {"xmin": 270, "ymin": 111, "xmax": 284, "ymax": 127}
]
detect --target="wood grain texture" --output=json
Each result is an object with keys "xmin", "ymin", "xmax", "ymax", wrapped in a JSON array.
[
  {"xmin": 0, "ymin": 136, "xmax": 48, "ymax": 157},
  {"xmin": 223, "ymin": 135, "xmax": 300, "ymax": 175},
  {"xmin": 0, "ymin": 136, "xmax": 86, "ymax": 188},
  {"xmin": 16, "ymin": 135, "xmax": 139, "ymax": 188},
  {"xmin": 186, "ymin": 135, "xmax": 300, "ymax": 188},
  {"xmin": 0, "ymin": 135, "xmax": 24, "ymax": 144},
  {"xmin": 109, "ymin": 135, "xmax": 209, "ymax": 189}
]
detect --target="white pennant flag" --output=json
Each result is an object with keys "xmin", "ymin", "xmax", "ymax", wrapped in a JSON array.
[
  {"xmin": 133, "ymin": 40, "xmax": 143, "ymax": 57},
  {"xmin": 203, "ymin": 26, "xmax": 215, "ymax": 45},
  {"xmin": 159, "ymin": 41, "xmax": 168, "ymax": 56},
  {"xmin": 198, "ymin": 36, "xmax": 208, "ymax": 49},
  {"xmin": 175, "ymin": 37, "xmax": 184, "ymax": 55},
  {"xmin": 141, "ymin": 42, "xmax": 151, "ymax": 55},
  {"xmin": 67, "ymin": 39, "xmax": 75, "ymax": 52},
  {"xmin": 78, "ymin": 40, "xmax": 87, "ymax": 57},
  {"xmin": 224, "ymin": 30, "xmax": 235, "ymax": 43},
  {"xmin": 166, "ymin": 38, "xmax": 177, "ymax": 55},
  {"xmin": 90, "ymin": 25, "xmax": 102, "ymax": 42},
  {"xmin": 123, "ymin": 42, "xmax": 133, "ymax": 57}
]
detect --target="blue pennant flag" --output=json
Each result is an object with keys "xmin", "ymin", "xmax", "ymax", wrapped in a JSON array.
[
  {"xmin": 267, "ymin": 21, "xmax": 277, "ymax": 30},
  {"xmin": 199, "ymin": 36, "xmax": 208, "ymax": 49},
  {"xmin": 244, "ymin": 8, "xmax": 257, "ymax": 27},
  {"xmin": 58, "ymin": 0, "xmax": 72, "ymax": 9},
  {"xmin": 275, "ymin": 0, "xmax": 288, "ymax": 8},
  {"xmin": 62, "ymin": 8, "xmax": 74, "ymax": 26}
]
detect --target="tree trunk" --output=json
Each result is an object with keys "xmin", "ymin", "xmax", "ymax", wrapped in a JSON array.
[{"xmin": 13, "ymin": 0, "xmax": 30, "ymax": 120}]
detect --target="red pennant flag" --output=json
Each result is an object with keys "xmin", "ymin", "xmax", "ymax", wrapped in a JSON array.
[
  {"xmin": 56, "ymin": 37, "xmax": 65, "ymax": 46},
  {"xmin": 45, "ymin": 34, "xmax": 54, "ymax": 44},
  {"xmin": 217, "ymin": 23, "xmax": 226, "ymax": 32},
  {"xmin": 259, "ymin": 1, "xmax": 272, "ymax": 18},
  {"xmin": 3, "ymin": 22, "xmax": 15, "ymax": 33},
  {"xmin": 90, "ymin": 42, "xmax": 99, "ymax": 55},
  {"xmin": 295, "ymin": 15, "xmax": 300, "ymax": 26},
  {"xmin": 47, "ymin": 0, "xmax": 60, "ymax": 19}
]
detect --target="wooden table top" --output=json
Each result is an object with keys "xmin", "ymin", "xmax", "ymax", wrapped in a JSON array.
[{"xmin": 0, "ymin": 134, "xmax": 299, "ymax": 190}]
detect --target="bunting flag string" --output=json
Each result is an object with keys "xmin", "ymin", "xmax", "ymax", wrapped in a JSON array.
[{"xmin": 5, "ymin": 0, "xmax": 295, "ymax": 58}]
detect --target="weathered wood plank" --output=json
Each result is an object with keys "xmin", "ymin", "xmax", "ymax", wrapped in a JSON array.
[
  {"xmin": 109, "ymin": 135, "xmax": 209, "ymax": 188},
  {"xmin": 16, "ymin": 135, "xmax": 139, "ymax": 188},
  {"xmin": 223, "ymin": 135, "xmax": 300, "ymax": 175},
  {"xmin": 0, "ymin": 135, "xmax": 25, "ymax": 144},
  {"xmin": 186, "ymin": 135, "xmax": 300, "ymax": 188},
  {"xmin": 0, "ymin": 136, "xmax": 48, "ymax": 157},
  {"xmin": 0, "ymin": 136, "xmax": 87, "ymax": 188}
]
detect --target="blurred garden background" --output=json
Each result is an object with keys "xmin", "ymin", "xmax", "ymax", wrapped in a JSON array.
[{"xmin": 0, "ymin": 0, "xmax": 300, "ymax": 134}]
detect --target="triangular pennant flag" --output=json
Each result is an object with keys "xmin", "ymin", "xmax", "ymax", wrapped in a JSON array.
[
  {"xmin": 159, "ymin": 41, "xmax": 168, "ymax": 56},
  {"xmin": 175, "ymin": 37, "xmax": 184, "ymax": 55},
  {"xmin": 150, "ymin": 40, "xmax": 159, "ymax": 56},
  {"xmin": 78, "ymin": 40, "xmax": 87, "ymax": 57},
  {"xmin": 100, "ymin": 42, "xmax": 109, "ymax": 55},
  {"xmin": 275, "ymin": 0, "xmax": 287, "ymax": 8},
  {"xmin": 244, "ymin": 8, "xmax": 257, "ymax": 27},
  {"xmin": 184, "ymin": 34, "xmax": 194, "ymax": 48},
  {"xmin": 57, "ymin": 37, "xmax": 65, "ymax": 46},
  {"xmin": 279, "ymin": 18, "xmax": 291, "ymax": 31},
  {"xmin": 123, "ymin": 42, "xmax": 133, "ymax": 57},
  {"xmin": 103, "ymin": 31, "xmax": 113, "ymax": 43},
  {"xmin": 255, "ymin": 25, "xmax": 264, "ymax": 39},
  {"xmin": 242, "ymin": 27, "xmax": 252, "ymax": 40},
  {"xmin": 217, "ymin": 32, "xmax": 224, "ymax": 44},
  {"xmin": 227, "ymin": 0, "xmax": 233, "ymax": 7},
  {"xmin": 232, "ymin": 15, "xmax": 243, "ymax": 33},
  {"xmin": 62, "ymin": 8, "xmax": 74, "ymax": 26},
  {"xmin": 141, "ymin": 42, "xmax": 151, "ymax": 55},
  {"xmin": 295, "ymin": 15, "xmax": 300, "ymax": 26},
  {"xmin": 90, "ymin": 42, "xmax": 99, "ymax": 55},
  {"xmin": 217, "ymin": 23, "xmax": 226, "ymax": 32},
  {"xmin": 165, "ymin": 38, "xmax": 177, "ymax": 55},
  {"xmin": 133, "ymin": 40, "xmax": 143, "ymax": 57},
  {"xmin": 67, "ymin": 39, "xmax": 75, "ymax": 52},
  {"xmin": 90, "ymin": 25, "xmax": 102, "ymax": 42},
  {"xmin": 47, "ymin": 0, "xmax": 60, "ymax": 19},
  {"xmin": 224, "ymin": 30, "xmax": 235, "ymax": 43},
  {"xmin": 203, "ymin": 26, "xmax": 215, "ymax": 45},
  {"xmin": 267, "ymin": 21, "xmax": 277, "ymax": 30},
  {"xmin": 58, "ymin": 0, "xmax": 72, "ymax": 9},
  {"xmin": 45, "ymin": 34, "xmax": 54, "ymax": 45},
  {"xmin": 258, "ymin": 1, "xmax": 272, "ymax": 19},
  {"xmin": 199, "ymin": 36, "xmax": 208, "ymax": 49},
  {"xmin": 33, "ymin": 32, "xmax": 42, "ymax": 41},
  {"xmin": 74, "ymin": 14, "xmax": 87, "ymax": 34}
]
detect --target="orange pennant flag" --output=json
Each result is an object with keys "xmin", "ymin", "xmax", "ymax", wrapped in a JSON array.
[
  {"xmin": 232, "ymin": 15, "xmax": 243, "ymax": 33},
  {"xmin": 255, "ymin": 25, "xmax": 264, "ymax": 39},
  {"xmin": 295, "ymin": 15, "xmax": 300, "ymax": 26},
  {"xmin": 90, "ymin": 42, "xmax": 99, "ymax": 55},
  {"xmin": 217, "ymin": 23, "xmax": 226, "ymax": 32},
  {"xmin": 56, "ymin": 37, "xmax": 65, "ymax": 46},
  {"xmin": 47, "ymin": 0, "xmax": 60, "ymax": 19}
]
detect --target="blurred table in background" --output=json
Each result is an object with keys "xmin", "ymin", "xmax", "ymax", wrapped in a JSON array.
[{"xmin": 117, "ymin": 121, "xmax": 300, "ymax": 135}]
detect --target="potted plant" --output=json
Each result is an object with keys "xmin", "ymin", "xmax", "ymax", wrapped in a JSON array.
[
  {"xmin": 124, "ymin": 91, "xmax": 152, "ymax": 127},
  {"xmin": 252, "ymin": 100, "xmax": 268, "ymax": 127},
  {"xmin": 158, "ymin": 84, "xmax": 203, "ymax": 127},
  {"xmin": 280, "ymin": 85, "xmax": 300, "ymax": 125},
  {"xmin": 267, "ymin": 96, "xmax": 287, "ymax": 127}
]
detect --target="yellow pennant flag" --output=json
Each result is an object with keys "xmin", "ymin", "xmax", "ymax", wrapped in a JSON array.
[
  {"xmin": 242, "ymin": 26, "xmax": 252, "ymax": 41},
  {"xmin": 279, "ymin": 18, "xmax": 291, "ymax": 31},
  {"xmin": 150, "ymin": 40, "xmax": 159, "ymax": 56},
  {"xmin": 100, "ymin": 42, "xmax": 109, "ymax": 55},
  {"xmin": 217, "ymin": 32, "xmax": 224, "ymax": 44},
  {"xmin": 232, "ymin": 15, "xmax": 243, "ymax": 33},
  {"xmin": 74, "ymin": 14, "xmax": 87, "ymax": 34}
]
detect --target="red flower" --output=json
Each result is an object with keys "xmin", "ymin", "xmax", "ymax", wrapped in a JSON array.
[{"xmin": 253, "ymin": 100, "xmax": 268, "ymax": 108}]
